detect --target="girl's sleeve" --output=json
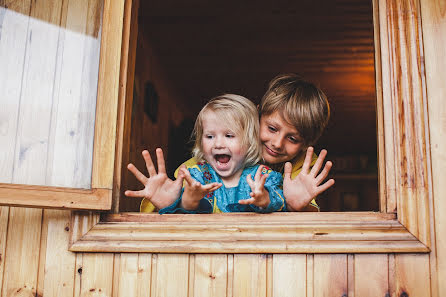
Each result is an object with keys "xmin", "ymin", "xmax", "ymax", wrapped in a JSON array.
[
  {"xmin": 159, "ymin": 168, "xmax": 213, "ymax": 214},
  {"xmin": 250, "ymin": 169, "xmax": 286, "ymax": 213}
]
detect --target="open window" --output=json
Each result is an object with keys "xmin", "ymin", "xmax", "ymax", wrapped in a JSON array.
[{"xmin": 0, "ymin": 0, "xmax": 125, "ymax": 210}]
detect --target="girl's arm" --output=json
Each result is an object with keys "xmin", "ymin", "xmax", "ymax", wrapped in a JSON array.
[{"xmin": 239, "ymin": 165, "xmax": 286, "ymax": 213}]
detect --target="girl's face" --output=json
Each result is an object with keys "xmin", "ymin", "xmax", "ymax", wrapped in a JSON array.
[
  {"xmin": 201, "ymin": 110, "xmax": 247, "ymax": 187},
  {"xmin": 259, "ymin": 111, "xmax": 305, "ymax": 165}
]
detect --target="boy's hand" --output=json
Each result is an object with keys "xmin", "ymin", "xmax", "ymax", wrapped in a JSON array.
[
  {"xmin": 125, "ymin": 148, "xmax": 184, "ymax": 210},
  {"xmin": 283, "ymin": 147, "xmax": 335, "ymax": 211},
  {"xmin": 239, "ymin": 165, "xmax": 270, "ymax": 208},
  {"xmin": 180, "ymin": 166, "xmax": 222, "ymax": 210}
]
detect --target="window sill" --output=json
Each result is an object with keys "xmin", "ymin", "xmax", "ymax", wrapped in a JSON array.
[{"xmin": 69, "ymin": 212, "xmax": 429, "ymax": 253}]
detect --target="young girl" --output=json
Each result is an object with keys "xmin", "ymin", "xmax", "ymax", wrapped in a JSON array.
[
  {"xmin": 126, "ymin": 74, "xmax": 334, "ymax": 212},
  {"xmin": 135, "ymin": 94, "xmax": 285, "ymax": 214}
]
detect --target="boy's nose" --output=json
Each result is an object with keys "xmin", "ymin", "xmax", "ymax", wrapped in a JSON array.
[{"xmin": 271, "ymin": 135, "xmax": 284, "ymax": 149}]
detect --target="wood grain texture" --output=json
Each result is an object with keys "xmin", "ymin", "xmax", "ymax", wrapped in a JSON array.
[
  {"xmin": 313, "ymin": 255, "xmax": 347, "ymax": 297},
  {"xmin": 0, "ymin": 1, "xmax": 31, "ymax": 183},
  {"xmin": 233, "ymin": 254, "xmax": 267, "ymax": 297},
  {"xmin": 354, "ymin": 254, "xmax": 388, "ymax": 297},
  {"xmin": 394, "ymin": 254, "xmax": 431, "ymax": 297},
  {"xmin": 419, "ymin": 0, "xmax": 446, "ymax": 296},
  {"xmin": 0, "ymin": 185, "xmax": 111, "ymax": 210},
  {"xmin": 47, "ymin": 0, "xmax": 101, "ymax": 189},
  {"xmin": 378, "ymin": 0, "xmax": 431, "ymax": 245},
  {"xmin": 71, "ymin": 212, "xmax": 427, "ymax": 253},
  {"xmin": 41, "ymin": 210, "xmax": 76, "ymax": 297},
  {"xmin": 1, "ymin": 208, "xmax": 42, "ymax": 297},
  {"xmin": 113, "ymin": 253, "xmax": 151, "ymax": 297},
  {"xmin": 272, "ymin": 254, "xmax": 306, "ymax": 297},
  {"xmin": 0, "ymin": 207, "xmax": 9, "ymax": 296},
  {"xmin": 113, "ymin": 0, "xmax": 139, "ymax": 213},
  {"xmin": 91, "ymin": 0, "xmax": 125, "ymax": 190},
  {"xmin": 76, "ymin": 253, "xmax": 114, "ymax": 297},
  {"xmin": 151, "ymin": 254, "xmax": 189, "ymax": 297},
  {"xmin": 192, "ymin": 254, "xmax": 228, "ymax": 297}
]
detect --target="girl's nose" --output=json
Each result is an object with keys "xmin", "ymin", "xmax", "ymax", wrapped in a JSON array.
[{"xmin": 214, "ymin": 135, "xmax": 225, "ymax": 148}]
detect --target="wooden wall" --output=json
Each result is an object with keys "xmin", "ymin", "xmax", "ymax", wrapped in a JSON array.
[
  {"xmin": 0, "ymin": 207, "xmax": 434, "ymax": 297},
  {"xmin": 0, "ymin": 0, "xmax": 445, "ymax": 296}
]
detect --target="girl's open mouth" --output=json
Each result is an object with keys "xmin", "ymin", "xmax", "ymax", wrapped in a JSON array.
[{"xmin": 215, "ymin": 154, "xmax": 231, "ymax": 170}]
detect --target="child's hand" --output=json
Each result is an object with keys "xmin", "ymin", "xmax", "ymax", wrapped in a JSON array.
[
  {"xmin": 180, "ymin": 166, "xmax": 222, "ymax": 210},
  {"xmin": 125, "ymin": 148, "xmax": 185, "ymax": 210},
  {"xmin": 283, "ymin": 147, "xmax": 335, "ymax": 211},
  {"xmin": 239, "ymin": 165, "xmax": 271, "ymax": 208}
]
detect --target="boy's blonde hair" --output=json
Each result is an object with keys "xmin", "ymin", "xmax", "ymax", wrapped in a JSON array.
[
  {"xmin": 192, "ymin": 94, "xmax": 261, "ymax": 167},
  {"xmin": 259, "ymin": 74, "xmax": 330, "ymax": 147}
]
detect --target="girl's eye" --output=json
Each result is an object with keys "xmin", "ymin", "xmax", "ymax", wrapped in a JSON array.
[
  {"xmin": 205, "ymin": 135, "xmax": 214, "ymax": 139},
  {"xmin": 268, "ymin": 126, "xmax": 277, "ymax": 132}
]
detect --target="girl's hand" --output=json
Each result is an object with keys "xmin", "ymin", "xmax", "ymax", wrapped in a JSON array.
[
  {"xmin": 283, "ymin": 147, "xmax": 335, "ymax": 211},
  {"xmin": 125, "ymin": 148, "xmax": 185, "ymax": 210},
  {"xmin": 239, "ymin": 165, "xmax": 270, "ymax": 208},
  {"xmin": 180, "ymin": 166, "xmax": 222, "ymax": 210}
]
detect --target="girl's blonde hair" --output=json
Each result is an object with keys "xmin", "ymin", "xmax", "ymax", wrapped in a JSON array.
[
  {"xmin": 259, "ymin": 74, "xmax": 330, "ymax": 147},
  {"xmin": 192, "ymin": 94, "xmax": 261, "ymax": 167}
]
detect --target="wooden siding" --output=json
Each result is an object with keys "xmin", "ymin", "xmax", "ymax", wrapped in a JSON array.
[{"xmin": 0, "ymin": 208, "xmax": 435, "ymax": 296}]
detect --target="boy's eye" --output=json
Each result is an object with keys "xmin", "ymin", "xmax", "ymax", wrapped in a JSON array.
[
  {"xmin": 268, "ymin": 126, "xmax": 277, "ymax": 132},
  {"xmin": 288, "ymin": 136, "xmax": 301, "ymax": 144},
  {"xmin": 226, "ymin": 134, "xmax": 235, "ymax": 138}
]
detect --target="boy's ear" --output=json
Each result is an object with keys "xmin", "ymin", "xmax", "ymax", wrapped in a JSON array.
[{"xmin": 256, "ymin": 104, "xmax": 259, "ymax": 110}]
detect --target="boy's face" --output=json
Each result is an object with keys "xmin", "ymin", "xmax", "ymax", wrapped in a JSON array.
[
  {"xmin": 259, "ymin": 111, "xmax": 304, "ymax": 165},
  {"xmin": 201, "ymin": 110, "xmax": 247, "ymax": 186}
]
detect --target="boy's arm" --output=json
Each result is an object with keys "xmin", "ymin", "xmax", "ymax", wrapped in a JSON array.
[{"xmin": 283, "ymin": 147, "xmax": 335, "ymax": 211}]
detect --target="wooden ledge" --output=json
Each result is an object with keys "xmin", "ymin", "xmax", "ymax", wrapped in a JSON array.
[
  {"xmin": 0, "ymin": 184, "xmax": 112, "ymax": 210},
  {"xmin": 69, "ymin": 212, "xmax": 429, "ymax": 253}
]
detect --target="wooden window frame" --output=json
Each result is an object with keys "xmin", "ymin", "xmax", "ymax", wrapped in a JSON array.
[
  {"xmin": 68, "ymin": 0, "xmax": 433, "ymax": 253},
  {"xmin": 0, "ymin": 0, "xmax": 125, "ymax": 210}
]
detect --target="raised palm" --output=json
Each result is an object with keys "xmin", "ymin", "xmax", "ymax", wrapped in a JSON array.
[
  {"xmin": 125, "ymin": 148, "xmax": 184, "ymax": 210},
  {"xmin": 283, "ymin": 147, "xmax": 335, "ymax": 211}
]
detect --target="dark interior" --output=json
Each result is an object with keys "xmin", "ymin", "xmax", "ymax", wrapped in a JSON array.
[{"xmin": 121, "ymin": 0, "xmax": 379, "ymax": 212}]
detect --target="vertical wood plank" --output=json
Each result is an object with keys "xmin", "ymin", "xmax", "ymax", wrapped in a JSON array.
[
  {"xmin": 193, "ymin": 254, "xmax": 227, "ymax": 297},
  {"xmin": 313, "ymin": 254, "xmax": 347, "ymax": 297},
  {"xmin": 77, "ymin": 253, "xmax": 114, "ymax": 297},
  {"xmin": 91, "ymin": 0, "xmax": 125, "ymax": 189},
  {"xmin": 42, "ymin": 210, "xmax": 76, "ymax": 297},
  {"xmin": 233, "ymin": 254, "xmax": 267, "ymax": 297},
  {"xmin": 12, "ymin": 0, "xmax": 63, "ymax": 186},
  {"xmin": 272, "ymin": 254, "xmax": 306, "ymax": 297},
  {"xmin": 151, "ymin": 254, "xmax": 189, "ymax": 297},
  {"xmin": 227, "ymin": 254, "xmax": 234, "ymax": 297},
  {"xmin": 419, "ymin": 0, "xmax": 446, "ymax": 296},
  {"xmin": 0, "ymin": 207, "xmax": 10, "ymax": 295},
  {"xmin": 379, "ymin": 0, "xmax": 431, "ymax": 245},
  {"xmin": 112, "ymin": 253, "xmax": 151, "ymax": 297},
  {"xmin": 394, "ymin": 254, "xmax": 430, "ymax": 297},
  {"xmin": 1, "ymin": 208, "xmax": 42, "ymax": 297},
  {"xmin": 47, "ymin": 0, "xmax": 102, "ymax": 188},
  {"xmin": 347, "ymin": 254, "xmax": 354, "ymax": 297},
  {"xmin": 0, "ymin": 1, "xmax": 31, "ymax": 183},
  {"xmin": 306, "ymin": 255, "xmax": 314, "ymax": 297},
  {"xmin": 354, "ymin": 254, "xmax": 388, "ymax": 297}
]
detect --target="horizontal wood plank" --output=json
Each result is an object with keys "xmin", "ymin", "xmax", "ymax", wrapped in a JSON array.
[
  {"xmin": 0, "ymin": 184, "xmax": 111, "ymax": 210},
  {"xmin": 70, "ymin": 212, "xmax": 428, "ymax": 253}
]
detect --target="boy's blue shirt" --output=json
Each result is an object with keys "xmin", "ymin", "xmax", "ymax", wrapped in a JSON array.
[{"xmin": 159, "ymin": 161, "xmax": 286, "ymax": 214}]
